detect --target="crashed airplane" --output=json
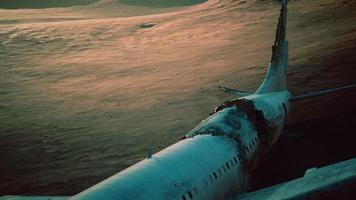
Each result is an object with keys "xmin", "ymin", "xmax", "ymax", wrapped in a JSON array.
[{"xmin": 2, "ymin": 0, "xmax": 356, "ymax": 199}]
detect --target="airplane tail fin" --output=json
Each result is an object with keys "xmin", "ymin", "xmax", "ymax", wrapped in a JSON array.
[{"xmin": 256, "ymin": 0, "xmax": 288, "ymax": 94}]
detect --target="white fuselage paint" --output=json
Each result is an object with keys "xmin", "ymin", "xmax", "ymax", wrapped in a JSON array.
[
  {"xmin": 71, "ymin": 91, "xmax": 291, "ymax": 200},
  {"xmin": 245, "ymin": 91, "xmax": 291, "ymax": 148},
  {"xmin": 73, "ymin": 135, "xmax": 247, "ymax": 200}
]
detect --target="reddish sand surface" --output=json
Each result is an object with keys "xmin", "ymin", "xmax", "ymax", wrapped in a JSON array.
[{"xmin": 0, "ymin": 0, "xmax": 355, "ymax": 195}]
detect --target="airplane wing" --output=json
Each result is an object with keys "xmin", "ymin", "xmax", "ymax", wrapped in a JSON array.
[
  {"xmin": 218, "ymin": 86, "xmax": 252, "ymax": 97},
  {"xmin": 0, "ymin": 196, "xmax": 69, "ymax": 200},
  {"xmin": 289, "ymin": 84, "xmax": 356, "ymax": 102},
  {"xmin": 232, "ymin": 157, "xmax": 356, "ymax": 200}
]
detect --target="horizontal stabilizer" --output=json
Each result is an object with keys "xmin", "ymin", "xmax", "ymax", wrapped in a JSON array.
[
  {"xmin": 218, "ymin": 86, "xmax": 251, "ymax": 97},
  {"xmin": 0, "ymin": 196, "xmax": 68, "ymax": 200},
  {"xmin": 289, "ymin": 84, "xmax": 356, "ymax": 102}
]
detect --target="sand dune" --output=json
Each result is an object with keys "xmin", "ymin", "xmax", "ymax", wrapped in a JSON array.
[
  {"xmin": 119, "ymin": 0, "xmax": 207, "ymax": 7},
  {"xmin": 0, "ymin": 0, "xmax": 99, "ymax": 9},
  {"xmin": 0, "ymin": 0, "xmax": 210, "ymax": 23},
  {"xmin": 0, "ymin": 0, "xmax": 355, "ymax": 195},
  {"xmin": 0, "ymin": 0, "xmax": 207, "ymax": 9}
]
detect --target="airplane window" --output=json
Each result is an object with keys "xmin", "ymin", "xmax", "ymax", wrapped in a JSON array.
[
  {"xmin": 230, "ymin": 160, "xmax": 234, "ymax": 166},
  {"xmin": 213, "ymin": 172, "xmax": 217, "ymax": 180},
  {"xmin": 233, "ymin": 156, "xmax": 237, "ymax": 163},
  {"xmin": 218, "ymin": 168, "xmax": 222, "ymax": 176},
  {"xmin": 188, "ymin": 191, "xmax": 193, "ymax": 199},
  {"xmin": 223, "ymin": 165, "xmax": 226, "ymax": 173},
  {"xmin": 209, "ymin": 175, "xmax": 213, "ymax": 183},
  {"xmin": 193, "ymin": 187, "xmax": 198, "ymax": 195},
  {"xmin": 226, "ymin": 162, "xmax": 230, "ymax": 169},
  {"xmin": 238, "ymin": 155, "xmax": 241, "ymax": 161},
  {"xmin": 182, "ymin": 195, "xmax": 186, "ymax": 200}
]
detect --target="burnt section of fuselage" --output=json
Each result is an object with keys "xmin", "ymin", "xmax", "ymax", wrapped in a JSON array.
[
  {"xmin": 185, "ymin": 98, "xmax": 274, "ymax": 167},
  {"xmin": 185, "ymin": 106, "xmax": 256, "ymax": 170},
  {"xmin": 186, "ymin": 106, "xmax": 247, "ymax": 139},
  {"xmin": 186, "ymin": 98, "xmax": 271, "ymax": 151}
]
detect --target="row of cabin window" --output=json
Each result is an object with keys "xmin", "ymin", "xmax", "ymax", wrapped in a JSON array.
[
  {"xmin": 242, "ymin": 136, "xmax": 258, "ymax": 156},
  {"xmin": 181, "ymin": 137, "xmax": 259, "ymax": 200},
  {"xmin": 181, "ymin": 155, "xmax": 241, "ymax": 200},
  {"xmin": 267, "ymin": 114, "xmax": 282, "ymax": 127},
  {"xmin": 207, "ymin": 156, "xmax": 239, "ymax": 185},
  {"xmin": 181, "ymin": 187, "xmax": 198, "ymax": 200}
]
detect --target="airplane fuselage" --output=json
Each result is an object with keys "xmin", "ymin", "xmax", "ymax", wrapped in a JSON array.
[{"xmin": 71, "ymin": 91, "xmax": 291, "ymax": 200}]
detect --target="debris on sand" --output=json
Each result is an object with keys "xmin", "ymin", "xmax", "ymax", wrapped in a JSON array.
[{"xmin": 139, "ymin": 23, "xmax": 157, "ymax": 29}]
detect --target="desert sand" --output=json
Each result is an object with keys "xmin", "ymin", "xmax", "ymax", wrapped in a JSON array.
[{"xmin": 0, "ymin": 0, "xmax": 355, "ymax": 195}]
